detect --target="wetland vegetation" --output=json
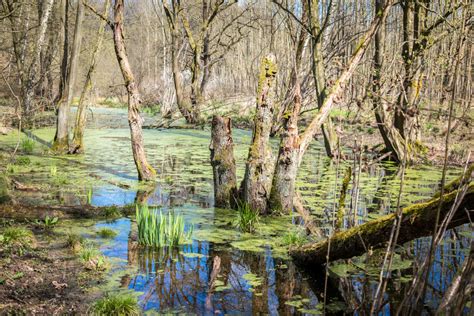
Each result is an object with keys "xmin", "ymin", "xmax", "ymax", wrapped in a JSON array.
[{"xmin": 0, "ymin": 0, "xmax": 472, "ymax": 315}]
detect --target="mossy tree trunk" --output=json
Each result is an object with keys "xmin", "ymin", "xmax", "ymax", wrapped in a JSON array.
[
  {"xmin": 241, "ymin": 55, "xmax": 277, "ymax": 214},
  {"xmin": 70, "ymin": 0, "xmax": 110, "ymax": 154},
  {"xmin": 113, "ymin": 0, "xmax": 156, "ymax": 181},
  {"xmin": 53, "ymin": 0, "xmax": 84, "ymax": 153},
  {"xmin": 290, "ymin": 181, "xmax": 474, "ymax": 267},
  {"xmin": 210, "ymin": 116, "xmax": 237, "ymax": 208},
  {"xmin": 269, "ymin": 5, "xmax": 307, "ymax": 213}
]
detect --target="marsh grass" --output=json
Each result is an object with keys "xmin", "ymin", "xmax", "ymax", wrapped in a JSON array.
[
  {"xmin": 87, "ymin": 187, "xmax": 93, "ymax": 204},
  {"xmin": 66, "ymin": 233, "xmax": 84, "ymax": 253},
  {"xmin": 0, "ymin": 227, "xmax": 35, "ymax": 254},
  {"xmin": 79, "ymin": 242, "xmax": 109, "ymax": 271},
  {"xmin": 20, "ymin": 137, "xmax": 35, "ymax": 154},
  {"xmin": 91, "ymin": 293, "xmax": 139, "ymax": 316},
  {"xmin": 281, "ymin": 229, "xmax": 307, "ymax": 247},
  {"xmin": 102, "ymin": 206, "xmax": 121, "ymax": 218},
  {"xmin": 235, "ymin": 202, "xmax": 260, "ymax": 233},
  {"xmin": 136, "ymin": 204, "xmax": 192, "ymax": 248},
  {"xmin": 97, "ymin": 228, "xmax": 117, "ymax": 239}
]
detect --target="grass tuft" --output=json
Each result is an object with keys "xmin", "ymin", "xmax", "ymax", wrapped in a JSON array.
[
  {"xmin": 66, "ymin": 233, "xmax": 84, "ymax": 253},
  {"xmin": 235, "ymin": 202, "xmax": 259, "ymax": 233},
  {"xmin": 0, "ymin": 227, "xmax": 35, "ymax": 254},
  {"xmin": 97, "ymin": 228, "xmax": 118, "ymax": 239},
  {"xmin": 20, "ymin": 138, "xmax": 35, "ymax": 154},
  {"xmin": 136, "ymin": 204, "xmax": 192, "ymax": 248},
  {"xmin": 91, "ymin": 293, "xmax": 139, "ymax": 316},
  {"xmin": 281, "ymin": 229, "xmax": 307, "ymax": 247},
  {"xmin": 79, "ymin": 242, "xmax": 109, "ymax": 271}
]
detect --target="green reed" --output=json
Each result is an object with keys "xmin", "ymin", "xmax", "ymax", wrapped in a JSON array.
[{"xmin": 135, "ymin": 204, "xmax": 192, "ymax": 248}]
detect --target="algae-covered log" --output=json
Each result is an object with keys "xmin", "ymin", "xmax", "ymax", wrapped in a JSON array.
[
  {"xmin": 290, "ymin": 181, "xmax": 474, "ymax": 267},
  {"xmin": 210, "ymin": 116, "xmax": 237, "ymax": 208}
]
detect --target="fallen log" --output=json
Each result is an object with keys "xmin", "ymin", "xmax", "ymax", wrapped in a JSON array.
[{"xmin": 290, "ymin": 180, "xmax": 473, "ymax": 267}]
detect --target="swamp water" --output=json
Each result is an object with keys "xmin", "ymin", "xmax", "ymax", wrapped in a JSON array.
[{"xmin": 1, "ymin": 126, "xmax": 470, "ymax": 315}]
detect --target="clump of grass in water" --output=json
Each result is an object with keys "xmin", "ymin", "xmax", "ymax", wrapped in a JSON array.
[
  {"xmin": 235, "ymin": 202, "xmax": 260, "ymax": 233},
  {"xmin": 281, "ymin": 229, "xmax": 307, "ymax": 247},
  {"xmin": 20, "ymin": 137, "xmax": 35, "ymax": 154},
  {"xmin": 91, "ymin": 293, "xmax": 139, "ymax": 316},
  {"xmin": 102, "ymin": 206, "xmax": 121, "ymax": 218},
  {"xmin": 97, "ymin": 228, "xmax": 117, "ymax": 239},
  {"xmin": 67, "ymin": 233, "xmax": 84, "ymax": 253},
  {"xmin": 135, "ymin": 204, "xmax": 192, "ymax": 248},
  {"xmin": 79, "ymin": 242, "xmax": 109, "ymax": 271}
]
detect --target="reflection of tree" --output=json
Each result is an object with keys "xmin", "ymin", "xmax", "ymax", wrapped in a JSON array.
[{"xmin": 124, "ymin": 229, "xmax": 323, "ymax": 313}]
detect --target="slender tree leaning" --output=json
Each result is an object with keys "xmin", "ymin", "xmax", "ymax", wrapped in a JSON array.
[{"xmin": 112, "ymin": 0, "xmax": 156, "ymax": 181}]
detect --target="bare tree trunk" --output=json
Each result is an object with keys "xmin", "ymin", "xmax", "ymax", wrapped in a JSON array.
[
  {"xmin": 53, "ymin": 0, "xmax": 84, "ymax": 152},
  {"xmin": 309, "ymin": 0, "xmax": 339, "ymax": 159},
  {"xmin": 372, "ymin": 0, "xmax": 406, "ymax": 163},
  {"xmin": 241, "ymin": 55, "xmax": 277, "ymax": 214},
  {"xmin": 171, "ymin": 32, "xmax": 194, "ymax": 123},
  {"xmin": 21, "ymin": 0, "xmax": 55, "ymax": 125},
  {"xmin": 210, "ymin": 116, "xmax": 237, "ymax": 208},
  {"xmin": 70, "ymin": 0, "xmax": 110, "ymax": 154},
  {"xmin": 162, "ymin": 1, "xmax": 196, "ymax": 124},
  {"xmin": 269, "ymin": 6, "xmax": 307, "ymax": 213},
  {"xmin": 268, "ymin": 0, "xmax": 394, "ymax": 214},
  {"xmin": 113, "ymin": 0, "xmax": 156, "ymax": 181},
  {"xmin": 55, "ymin": 0, "xmax": 69, "ymax": 108}
]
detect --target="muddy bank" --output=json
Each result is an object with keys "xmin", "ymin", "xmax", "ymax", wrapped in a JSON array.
[{"xmin": 0, "ymin": 226, "xmax": 100, "ymax": 314}]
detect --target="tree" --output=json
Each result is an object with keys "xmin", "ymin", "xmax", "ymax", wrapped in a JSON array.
[
  {"xmin": 70, "ymin": 0, "xmax": 111, "ymax": 154},
  {"xmin": 52, "ymin": 0, "xmax": 85, "ymax": 152},
  {"xmin": 112, "ymin": 0, "xmax": 156, "ymax": 181},
  {"xmin": 2, "ymin": 0, "xmax": 55, "ymax": 125}
]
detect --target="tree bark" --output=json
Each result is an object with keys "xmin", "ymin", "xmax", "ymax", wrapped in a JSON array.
[
  {"xmin": 241, "ymin": 55, "xmax": 277, "ymax": 214},
  {"xmin": 113, "ymin": 0, "xmax": 156, "ymax": 181},
  {"xmin": 268, "ymin": 0, "xmax": 394, "ymax": 214},
  {"xmin": 290, "ymin": 181, "xmax": 474, "ymax": 267},
  {"xmin": 20, "ymin": 0, "xmax": 55, "ymax": 125},
  {"xmin": 371, "ymin": 0, "xmax": 407, "ymax": 163},
  {"xmin": 53, "ymin": 0, "xmax": 84, "ymax": 152},
  {"xmin": 70, "ymin": 0, "xmax": 110, "ymax": 154},
  {"xmin": 162, "ymin": 1, "xmax": 196, "ymax": 124},
  {"xmin": 308, "ymin": 0, "xmax": 339, "ymax": 159},
  {"xmin": 210, "ymin": 116, "xmax": 237, "ymax": 208}
]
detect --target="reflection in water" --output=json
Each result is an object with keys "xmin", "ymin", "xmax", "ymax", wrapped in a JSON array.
[{"xmin": 97, "ymin": 217, "xmax": 321, "ymax": 314}]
